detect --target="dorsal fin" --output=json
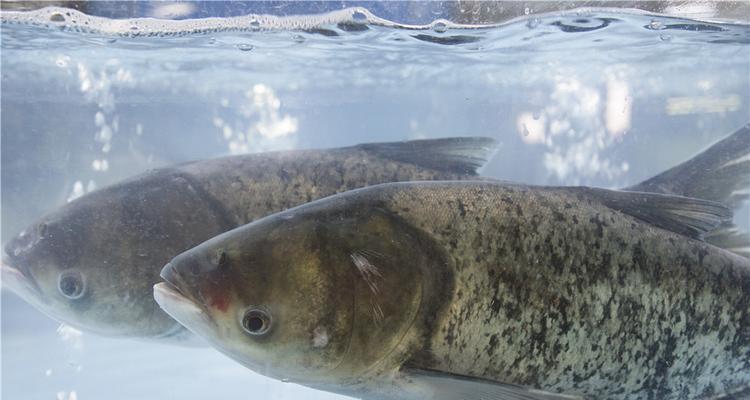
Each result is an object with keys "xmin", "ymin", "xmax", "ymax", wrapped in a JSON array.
[
  {"xmin": 626, "ymin": 124, "xmax": 749, "ymax": 209},
  {"xmin": 583, "ymin": 188, "xmax": 732, "ymax": 240},
  {"xmin": 357, "ymin": 137, "xmax": 498, "ymax": 175},
  {"xmin": 624, "ymin": 125, "xmax": 749, "ymax": 255}
]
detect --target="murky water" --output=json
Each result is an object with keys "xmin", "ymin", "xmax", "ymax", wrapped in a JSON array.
[{"xmin": 2, "ymin": 2, "xmax": 749, "ymax": 399}]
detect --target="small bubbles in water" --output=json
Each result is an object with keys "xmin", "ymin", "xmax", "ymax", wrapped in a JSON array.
[
  {"xmin": 352, "ymin": 10, "xmax": 367, "ymax": 21},
  {"xmin": 292, "ymin": 34, "xmax": 305, "ymax": 43},
  {"xmin": 660, "ymin": 33, "xmax": 673, "ymax": 42},
  {"xmin": 236, "ymin": 43, "xmax": 254, "ymax": 52},
  {"xmin": 433, "ymin": 21, "xmax": 448, "ymax": 33},
  {"xmin": 208, "ymin": 37, "xmax": 217, "ymax": 44},
  {"xmin": 522, "ymin": 124, "xmax": 530, "ymax": 137},
  {"xmin": 526, "ymin": 17, "xmax": 541, "ymax": 29},
  {"xmin": 49, "ymin": 13, "xmax": 65, "ymax": 22},
  {"xmin": 250, "ymin": 19, "xmax": 260, "ymax": 29},
  {"xmin": 524, "ymin": 7, "xmax": 531, "ymax": 15},
  {"xmin": 648, "ymin": 19, "xmax": 664, "ymax": 30}
]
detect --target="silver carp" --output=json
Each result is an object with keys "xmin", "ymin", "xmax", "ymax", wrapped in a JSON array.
[{"xmin": 2, "ymin": 137, "xmax": 496, "ymax": 343}]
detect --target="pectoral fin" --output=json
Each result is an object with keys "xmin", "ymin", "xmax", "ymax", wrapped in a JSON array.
[{"xmin": 391, "ymin": 367, "xmax": 582, "ymax": 400}]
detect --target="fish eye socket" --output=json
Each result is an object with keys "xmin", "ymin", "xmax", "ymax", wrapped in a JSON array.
[
  {"xmin": 58, "ymin": 271, "xmax": 85, "ymax": 300},
  {"xmin": 241, "ymin": 308, "xmax": 272, "ymax": 336}
]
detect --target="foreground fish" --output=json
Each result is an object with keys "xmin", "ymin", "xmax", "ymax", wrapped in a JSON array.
[
  {"xmin": 155, "ymin": 126, "xmax": 750, "ymax": 399},
  {"xmin": 1, "ymin": 137, "xmax": 496, "ymax": 343}
]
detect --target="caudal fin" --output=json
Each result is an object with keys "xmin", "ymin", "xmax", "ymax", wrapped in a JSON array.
[
  {"xmin": 357, "ymin": 137, "xmax": 498, "ymax": 175},
  {"xmin": 625, "ymin": 124, "xmax": 749, "ymax": 255}
]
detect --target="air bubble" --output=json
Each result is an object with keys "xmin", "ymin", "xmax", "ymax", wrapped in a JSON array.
[
  {"xmin": 433, "ymin": 21, "xmax": 448, "ymax": 33},
  {"xmin": 250, "ymin": 20, "xmax": 260, "ymax": 28},
  {"xmin": 647, "ymin": 20, "xmax": 664, "ymax": 30},
  {"xmin": 50, "ymin": 13, "xmax": 65, "ymax": 22},
  {"xmin": 352, "ymin": 11, "xmax": 367, "ymax": 21},
  {"xmin": 236, "ymin": 43, "xmax": 254, "ymax": 51},
  {"xmin": 292, "ymin": 34, "xmax": 305, "ymax": 43},
  {"xmin": 660, "ymin": 33, "xmax": 672, "ymax": 41},
  {"xmin": 207, "ymin": 37, "xmax": 216, "ymax": 44},
  {"xmin": 524, "ymin": 7, "xmax": 530, "ymax": 15},
  {"xmin": 526, "ymin": 17, "xmax": 541, "ymax": 29},
  {"xmin": 130, "ymin": 25, "xmax": 139, "ymax": 31}
]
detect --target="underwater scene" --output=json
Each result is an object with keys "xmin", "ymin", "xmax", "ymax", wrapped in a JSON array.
[{"xmin": 2, "ymin": 1, "xmax": 750, "ymax": 399}]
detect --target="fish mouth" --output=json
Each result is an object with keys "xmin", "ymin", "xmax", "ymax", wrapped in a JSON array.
[
  {"xmin": 154, "ymin": 264, "xmax": 218, "ymax": 337},
  {"xmin": 1, "ymin": 253, "xmax": 44, "ymax": 301}
]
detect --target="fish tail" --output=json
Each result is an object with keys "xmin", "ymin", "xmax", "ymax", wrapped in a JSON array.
[{"xmin": 625, "ymin": 124, "xmax": 750, "ymax": 256}]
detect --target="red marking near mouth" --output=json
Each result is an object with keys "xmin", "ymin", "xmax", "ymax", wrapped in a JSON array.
[
  {"xmin": 211, "ymin": 292, "xmax": 230, "ymax": 313},
  {"xmin": 201, "ymin": 282, "xmax": 230, "ymax": 313}
]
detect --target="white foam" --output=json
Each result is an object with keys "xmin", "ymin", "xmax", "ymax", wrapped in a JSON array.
[{"xmin": 0, "ymin": 6, "xmax": 388, "ymax": 37}]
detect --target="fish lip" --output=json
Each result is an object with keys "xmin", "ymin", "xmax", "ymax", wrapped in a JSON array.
[
  {"xmin": 154, "ymin": 281, "xmax": 218, "ymax": 333},
  {"xmin": 1, "ymin": 252, "xmax": 44, "ymax": 299},
  {"xmin": 155, "ymin": 263, "xmax": 218, "ymax": 333}
]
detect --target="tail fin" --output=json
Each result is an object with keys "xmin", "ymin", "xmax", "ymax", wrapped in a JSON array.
[
  {"xmin": 357, "ymin": 137, "xmax": 498, "ymax": 175},
  {"xmin": 625, "ymin": 124, "xmax": 749, "ymax": 256}
]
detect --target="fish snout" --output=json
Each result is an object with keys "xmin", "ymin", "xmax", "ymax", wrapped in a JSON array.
[
  {"xmin": 3, "ymin": 223, "xmax": 47, "ymax": 264},
  {"xmin": 159, "ymin": 258, "xmax": 204, "ymax": 303}
]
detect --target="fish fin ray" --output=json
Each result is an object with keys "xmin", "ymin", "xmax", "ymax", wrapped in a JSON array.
[
  {"xmin": 584, "ymin": 188, "xmax": 732, "ymax": 240},
  {"xmin": 625, "ymin": 124, "xmax": 750, "ymax": 210},
  {"xmin": 704, "ymin": 223, "xmax": 750, "ymax": 257},
  {"xmin": 393, "ymin": 367, "xmax": 582, "ymax": 400},
  {"xmin": 357, "ymin": 136, "xmax": 498, "ymax": 175}
]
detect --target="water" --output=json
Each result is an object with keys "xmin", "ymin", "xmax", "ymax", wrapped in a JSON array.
[{"xmin": 1, "ymin": 3, "xmax": 749, "ymax": 399}]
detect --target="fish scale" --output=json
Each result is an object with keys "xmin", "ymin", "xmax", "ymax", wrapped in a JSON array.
[{"xmin": 382, "ymin": 183, "xmax": 750, "ymax": 399}]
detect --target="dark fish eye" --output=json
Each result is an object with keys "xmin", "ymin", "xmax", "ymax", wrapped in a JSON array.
[
  {"xmin": 241, "ymin": 308, "xmax": 272, "ymax": 336},
  {"xmin": 58, "ymin": 270, "xmax": 85, "ymax": 299}
]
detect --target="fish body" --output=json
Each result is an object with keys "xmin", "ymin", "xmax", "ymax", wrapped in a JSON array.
[
  {"xmin": 156, "ymin": 180, "xmax": 750, "ymax": 399},
  {"xmin": 2, "ymin": 137, "xmax": 496, "ymax": 342}
]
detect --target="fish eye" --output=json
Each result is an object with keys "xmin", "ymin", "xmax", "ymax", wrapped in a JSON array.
[
  {"xmin": 241, "ymin": 308, "xmax": 272, "ymax": 336},
  {"xmin": 58, "ymin": 270, "xmax": 85, "ymax": 299}
]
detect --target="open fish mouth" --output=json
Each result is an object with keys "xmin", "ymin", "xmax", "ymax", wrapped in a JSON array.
[{"xmin": 153, "ymin": 280, "xmax": 218, "ymax": 336}]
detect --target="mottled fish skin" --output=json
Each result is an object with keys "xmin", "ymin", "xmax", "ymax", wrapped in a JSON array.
[
  {"xmin": 174, "ymin": 146, "xmax": 487, "ymax": 225},
  {"xmin": 2, "ymin": 139, "xmax": 492, "ymax": 342},
  {"xmin": 375, "ymin": 182, "xmax": 750, "ymax": 399},
  {"xmin": 155, "ymin": 180, "xmax": 750, "ymax": 399}
]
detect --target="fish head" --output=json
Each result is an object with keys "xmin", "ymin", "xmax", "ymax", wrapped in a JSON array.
[
  {"xmin": 156, "ymin": 201, "xmax": 435, "ymax": 387},
  {"xmin": 2, "ymin": 170, "xmax": 231, "ymax": 340}
]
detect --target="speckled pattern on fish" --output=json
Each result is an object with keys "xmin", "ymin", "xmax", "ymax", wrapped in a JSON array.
[{"xmin": 369, "ymin": 182, "xmax": 750, "ymax": 399}]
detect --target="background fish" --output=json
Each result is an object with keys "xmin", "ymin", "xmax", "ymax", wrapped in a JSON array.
[
  {"xmin": 155, "ymin": 126, "xmax": 750, "ymax": 399},
  {"xmin": 1, "ymin": 137, "xmax": 496, "ymax": 343}
]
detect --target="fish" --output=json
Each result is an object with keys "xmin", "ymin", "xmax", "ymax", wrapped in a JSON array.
[
  {"xmin": 155, "ymin": 125, "xmax": 750, "ymax": 399},
  {"xmin": 1, "ymin": 137, "xmax": 497, "ymax": 343}
]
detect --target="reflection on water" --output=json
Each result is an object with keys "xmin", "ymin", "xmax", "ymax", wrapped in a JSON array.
[{"xmin": 2, "ymin": 3, "xmax": 749, "ymax": 400}]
